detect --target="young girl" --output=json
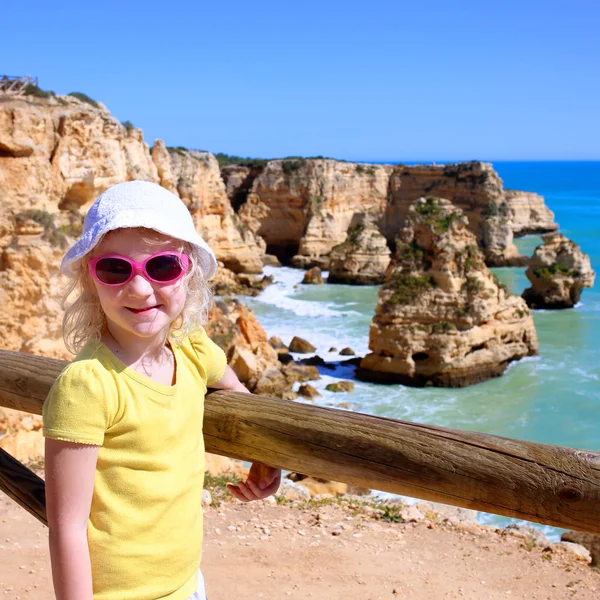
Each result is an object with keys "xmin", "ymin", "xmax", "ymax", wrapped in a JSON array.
[{"xmin": 43, "ymin": 180, "xmax": 281, "ymax": 600}]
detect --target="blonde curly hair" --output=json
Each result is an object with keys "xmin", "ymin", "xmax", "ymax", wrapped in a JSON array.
[{"xmin": 62, "ymin": 229, "xmax": 213, "ymax": 355}]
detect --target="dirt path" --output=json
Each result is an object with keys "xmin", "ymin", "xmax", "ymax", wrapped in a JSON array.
[{"xmin": 1, "ymin": 492, "xmax": 598, "ymax": 599}]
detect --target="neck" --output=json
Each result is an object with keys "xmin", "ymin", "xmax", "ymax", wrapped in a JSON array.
[{"xmin": 102, "ymin": 325, "xmax": 170, "ymax": 365}]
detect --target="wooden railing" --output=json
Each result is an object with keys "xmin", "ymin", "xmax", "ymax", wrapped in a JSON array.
[
  {"xmin": 1, "ymin": 349, "xmax": 599, "ymax": 533},
  {"xmin": 0, "ymin": 75, "xmax": 38, "ymax": 96}
]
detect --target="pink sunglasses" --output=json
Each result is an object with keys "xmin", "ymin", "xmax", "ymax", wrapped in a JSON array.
[{"xmin": 88, "ymin": 251, "xmax": 190, "ymax": 286}]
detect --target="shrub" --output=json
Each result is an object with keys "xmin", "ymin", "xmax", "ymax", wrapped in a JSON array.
[
  {"xmin": 491, "ymin": 273, "xmax": 509, "ymax": 293},
  {"xmin": 167, "ymin": 146, "xmax": 189, "ymax": 156},
  {"xmin": 16, "ymin": 209, "xmax": 55, "ymax": 230},
  {"xmin": 431, "ymin": 321, "xmax": 456, "ymax": 334},
  {"xmin": 23, "ymin": 84, "xmax": 55, "ymax": 98},
  {"xmin": 396, "ymin": 241, "xmax": 425, "ymax": 264},
  {"xmin": 386, "ymin": 272, "xmax": 436, "ymax": 305},
  {"xmin": 534, "ymin": 263, "xmax": 573, "ymax": 279},
  {"xmin": 15, "ymin": 209, "xmax": 68, "ymax": 248},
  {"xmin": 282, "ymin": 158, "xmax": 306, "ymax": 174},
  {"xmin": 414, "ymin": 197, "xmax": 458, "ymax": 233},
  {"xmin": 203, "ymin": 472, "xmax": 241, "ymax": 507},
  {"xmin": 121, "ymin": 120, "xmax": 135, "ymax": 131},
  {"xmin": 463, "ymin": 245, "xmax": 481, "ymax": 272},
  {"xmin": 68, "ymin": 92, "xmax": 99, "ymax": 108},
  {"xmin": 215, "ymin": 153, "xmax": 269, "ymax": 168},
  {"xmin": 484, "ymin": 200, "xmax": 499, "ymax": 217},
  {"xmin": 465, "ymin": 276, "xmax": 485, "ymax": 294}
]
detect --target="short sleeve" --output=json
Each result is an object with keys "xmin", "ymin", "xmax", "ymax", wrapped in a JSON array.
[
  {"xmin": 43, "ymin": 361, "xmax": 117, "ymax": 446},
  {"xmin": 188, "ymin": 328, "xmax": 227, "ymax": 386}
]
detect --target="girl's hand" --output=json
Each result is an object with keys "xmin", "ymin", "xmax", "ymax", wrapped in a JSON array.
[{"xmin": 226, "ymin": 462, "xmax": 281, "ymax": 502}]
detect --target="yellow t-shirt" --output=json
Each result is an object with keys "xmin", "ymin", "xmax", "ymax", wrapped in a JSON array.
[{"xmin": 43, "ymin": 328, "xmax": 227, "ymax": 600}]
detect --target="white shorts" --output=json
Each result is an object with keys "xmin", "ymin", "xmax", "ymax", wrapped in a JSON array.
[{"xmin": 186, "ymin": 569, "xmax": 206, "ymax": 600}]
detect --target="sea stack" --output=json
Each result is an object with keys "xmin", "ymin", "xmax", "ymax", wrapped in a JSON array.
[
  {"xmin": 522, "ymin": 233, "xmax": 595, "ymax": 309},
  {"xmin": 327, "ymin": 214, "xmax": 391, "ymax": 285},
  {"xmin": 359, "ymin": 197, "xmax": 539, "ymax": 387}
]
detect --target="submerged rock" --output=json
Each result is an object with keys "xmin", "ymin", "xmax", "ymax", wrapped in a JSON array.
[
  {"xmin": 297, "ymin": 383, "xmax": 321, "ymax": 399},
  {"xmin": 325, "ymin": 381, "xmax": 355, "ymax": 393},
  {"xmin": 359, "ymin": 197, "xmax": 538, "ymax": 387},
  {"xmin": 289, "ymin": 336, "xmax": 317, "ymax": 353},
  {"xmin": 302, "ymin": 266, "xmax": 325, "ymax": 284},
  {"xmin": 522, "ymin": 233, "xmax": 595, "ymax": 309}
]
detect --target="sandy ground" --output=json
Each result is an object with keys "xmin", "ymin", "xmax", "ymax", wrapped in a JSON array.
[{"xmin": 1, "ymin": 492, "xmax": 599, "ymax": 600}]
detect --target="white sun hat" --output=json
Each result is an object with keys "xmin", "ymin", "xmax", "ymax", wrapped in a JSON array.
[{"xmin": 61, "ymin": 180, "xmax": 218, "ymax": 279}]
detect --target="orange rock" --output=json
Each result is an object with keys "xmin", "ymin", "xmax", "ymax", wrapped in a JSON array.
[{"xmin": 236, "ymin": 306, "xmax": 268, "ymax": 346}]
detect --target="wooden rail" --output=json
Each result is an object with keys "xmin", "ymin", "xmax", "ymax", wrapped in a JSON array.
[
  {"xmin": 1, "ymin": 349, "xmax": 599, "ymax": 533},
  {"xmin": 0, "ymin": 75, "xmax": 38, "ymax": 96}
]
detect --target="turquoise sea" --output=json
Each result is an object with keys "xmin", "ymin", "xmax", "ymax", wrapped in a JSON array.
[{"xmin": 241, "ymin": 161, "xmax": 600, "ymax": 537}]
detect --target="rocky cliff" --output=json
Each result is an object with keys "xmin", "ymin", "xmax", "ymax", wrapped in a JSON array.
[
  {"xmin": 383, "ymin": 162, "xmax": 525, "ymax": 266},
  {"xmin": 232, "ymin": 159, "xmax": 556, "ymax": 270},
  {"xmin": 359, "ymin": 197, "xmax": 539, "ymax": 387},
  {"xmin": 504, "ymin": 190, "xmax": 558, "ymax": 236},
  {"xmin": 522, "ymin": 233, "xmax": 595, "ymax": 309},
  {"xmin": 0, "ymin": 95, "xmax": 263, "ymax": 274},
  {"xmin": 151, "ymin": 141, "xmax": 264, "ymax": 273},
  {"xmin": 237, "ymin": 159, "xmax": 394, "ymax": 267},
  {"xmin": 0, "ymin": 94, "xmax": 263, "ymax": 358}
]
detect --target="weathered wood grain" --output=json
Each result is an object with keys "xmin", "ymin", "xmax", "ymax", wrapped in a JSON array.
[
  {"xmin": 1, "ymin": 349, "xmax": 599, "ymax": 532},
  {"xmin": 0, "ymin": 448, "xmax": 46, "ymax": 524}
]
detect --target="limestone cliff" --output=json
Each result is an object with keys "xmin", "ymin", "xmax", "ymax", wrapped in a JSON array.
[
  {"xmin": 151, "ymin": 141, "xmax": 264, "ymax": 273},
  {"xmin": 522, "ymin": 233, "xmax": 595, "ymax": 309},
  {"xmin": 0, "ymin": 95, "xmax": 262, "ymax": 357},
  {"xmin": 0, "ymin": 95, "xmax": 156, "ymax": 215},
  {"xmin": 233, "ymin": 159, "xmax": 555, "ymax": 270},
  {"xmin": 383, "ymin": 162, "xmax": 524, "ymax": 266},
  {"xmin": 504, "ymin": 190, "xmax": 558, "ymax": 236},
  {"xmin": 221, "ymin": 164, "xmax": 264, "ymax": 211},
  {"xmin": 359, "ymin": 197, "xmax": 538, "ymax": 387},
  {"xmin": 237, "ymin": 159, "xmax": 393, "ymax": 266},
  {"xmin": 327, "ymin": 215, "xmax": 391, "ymax": 285},
  {"xmin": 0, "ymin": 95, "xmax": 263, "ymax": 274}
]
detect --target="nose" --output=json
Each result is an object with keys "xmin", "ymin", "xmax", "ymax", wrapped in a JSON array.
[{"xmin": 126, "ymin": 270, "xmax": 155, "ymax": 296}]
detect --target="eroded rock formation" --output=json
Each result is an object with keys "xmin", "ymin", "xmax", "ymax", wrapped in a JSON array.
[
  {"xmin": 0, "ymin": 95, "xmax": 263, "ymax": 277},
  {"xmin": 522, "ymin": 233, "xmax": 595, "ymax": 309},
  {"xmin": 0, "ymin": 95, "xmax": 265, "ymax": 357},
  {"xmin": 151, "ymin": 141, "xmax": 264, "ymax": 273},
  {"xmin": 504, "ymin": 190, "xmax": 558, "ymax": 236},
  {"xmin": 237, "ymin": 159, "xmax": 393, "ymax": 267},
  {"xmin": 383, "ymin": 162, "xmax": 524, "ymax": 266},
  {"xmin": 359, "ymin": 197, "xmax": 539, "ymax": 387},
  {"xmin": 232, "ymin": 159, "xmax": 556, "ymax": 270},
  {"xmin": 327, "ymin": 215, "xmax": 391, "ymax": 284}
]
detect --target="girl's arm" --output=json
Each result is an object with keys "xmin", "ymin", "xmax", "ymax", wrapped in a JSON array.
[
  {"xmin": 45, "ymin": 439, "xmax": 100, "ymax": 600},
  {"xmin": 210, "ymin": 365, "xmax": 282, "ymax": 501}
]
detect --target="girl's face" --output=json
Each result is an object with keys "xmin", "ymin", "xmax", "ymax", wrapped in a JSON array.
[{"xmin": 90, "ymin": 228, "xmax": 188, "ymax": 345}]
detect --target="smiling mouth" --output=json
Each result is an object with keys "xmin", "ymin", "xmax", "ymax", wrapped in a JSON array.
[{"xmin": 127, "ymin": 305, "xmax": 161, "ymax": 314}]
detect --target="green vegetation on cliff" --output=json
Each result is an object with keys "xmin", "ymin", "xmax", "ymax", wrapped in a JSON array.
[
  {"xmin": 534, "ymin": 263, "xmax": 580, "ymax": 279},
  {"xmin": 385, "ymin": 271, "xmax": 437, "ymax": 305},
  {"xmin": 415, "ymin": 197, "xmax": 460, "ymax": 233}
]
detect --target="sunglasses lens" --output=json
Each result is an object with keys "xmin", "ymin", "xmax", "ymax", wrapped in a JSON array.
[
  {"xmin": 146, "ymin": 254, "xmax": 185, "ymax": 282},
  {"xmin": 94, "ymin": 258, "xmax": 133, "ymax": 285}
]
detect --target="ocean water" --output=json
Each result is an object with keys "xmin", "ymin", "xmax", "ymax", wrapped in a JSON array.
[{"xmin": 241, "ymin": 161, "xmax": 600, "ymax": 538}]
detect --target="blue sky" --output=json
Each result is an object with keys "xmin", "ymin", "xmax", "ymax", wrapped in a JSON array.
[{"xmin": 5, "ymin": 0, "xmax": 599, "ymax": 161}]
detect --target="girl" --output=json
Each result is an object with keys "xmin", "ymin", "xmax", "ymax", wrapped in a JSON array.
[{"xmin": 43, "ymin": 180, "xmax": 281, "ymax": 600}]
